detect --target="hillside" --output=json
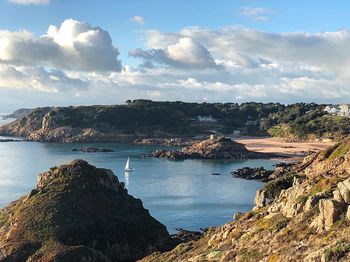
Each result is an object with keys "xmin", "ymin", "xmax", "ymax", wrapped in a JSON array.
[
  {"xmin": 0, "ymin": 160, "xmax": 171, "ymax": 261},
  {"xmin": 1, "ymin": 100, "xmax": 346, "ymax": 143},
  {"xmin": 141, "ymin": 138, "xmax": 350, "ymax": 261}
]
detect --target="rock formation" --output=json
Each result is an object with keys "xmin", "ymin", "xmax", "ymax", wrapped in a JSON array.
[
  {"xmin": 0, "ymin": 160, "xmax": 171, "ymax": 261},
  {"xmin": 231, "ymin": 167, "xmax": 273, "ymax": 181},
  {"xmin": 150, "ymin": 137, "xmax": 275, "ymax": 160}
]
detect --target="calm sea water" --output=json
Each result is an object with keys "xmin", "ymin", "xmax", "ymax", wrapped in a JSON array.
[{"xmin": 0, "ymin": 117, "xmax": 276, "ymax": 233}]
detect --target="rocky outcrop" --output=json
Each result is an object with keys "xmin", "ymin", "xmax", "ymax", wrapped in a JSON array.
[
  {"xmin": 150, "ymin": 137, "xmax": 275, "ymax": 160},
  {"xmin": 253, "ymin": 189, "xmax": 266, "ymax": 209},
  {"xmin": 0, "ymin": 160, "xmax": 171, "ymax": 262},
  {"xmin": 231, "ymin": 167, "xmax": 273, "ymax": 181},
  {"xmin": 141, "ymin": 138, "xmax": 350, "ymax": 262}
]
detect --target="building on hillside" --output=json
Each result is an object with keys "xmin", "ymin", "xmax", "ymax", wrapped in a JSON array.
[
  {"xmin": 324, "ymin": 105, "xmax": 349, "ymax": 117},
  {"xmin": 339, "ymin": 105, "xmax": 350, "ymax": 117},
  {"xmin": 197, "ymin": 115, "xmax": 218, "ymax": 123}
]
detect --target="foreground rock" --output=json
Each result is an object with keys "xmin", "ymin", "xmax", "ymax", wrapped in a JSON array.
[
  {"xmin": 71, "ymin": 147, "xmax": 114, "ymax": 153},
  {"xmin": 150, "ymin": 137, "xmax": 276, "ymax": 160},
  {"xmin": 141, "ymin": 138, "xmax": 350, "ymax": 261},
  {"xmin": 0, "ymin": 160, "xmax": 171, "ymax": 261},
  {"xmin": 231, "ymin": 167, "xmax": 273, "ymax": 181}
]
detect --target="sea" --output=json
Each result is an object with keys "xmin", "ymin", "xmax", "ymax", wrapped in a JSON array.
[{"xmin": 0, "ymin": 114, "xmax": 276, "ymax": 233}]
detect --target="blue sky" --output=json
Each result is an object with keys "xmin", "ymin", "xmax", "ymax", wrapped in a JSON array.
[{"xmin": 0, "ymin": 0, "xmax": 350, "ymax": 111}]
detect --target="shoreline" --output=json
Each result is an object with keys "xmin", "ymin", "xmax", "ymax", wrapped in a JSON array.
[{"xmin": 233, "ymin": 136, "xmax": 335, "ymax": 161}]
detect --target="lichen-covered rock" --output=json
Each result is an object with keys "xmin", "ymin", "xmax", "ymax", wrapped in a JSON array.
[{"xmin": 0, "ymin": 160, "xmax": 171, "ymax": 262}]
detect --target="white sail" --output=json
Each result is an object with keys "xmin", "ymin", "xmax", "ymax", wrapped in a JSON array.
[
  {"xmin": 125, "ymin": 157, "xmax": 130, "ymax": 170},
  {"xmin": 124, "ymin": 157, "xmax": 134, "ymax": 172}
]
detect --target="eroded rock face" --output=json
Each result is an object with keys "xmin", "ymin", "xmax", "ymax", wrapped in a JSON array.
[{"xmin": 0, "ymin": 160, "xmax": 171, "ymax": 262}]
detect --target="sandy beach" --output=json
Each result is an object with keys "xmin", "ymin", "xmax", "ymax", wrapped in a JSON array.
[{"xmin": 234, "ymin": 136, "xmax": 335, "ymax": 160}]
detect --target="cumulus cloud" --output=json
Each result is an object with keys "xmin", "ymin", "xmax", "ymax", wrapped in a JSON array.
[
  {"xmin": 0, "ymin": 19, "xmax": 122, "ymax": 72},
  {"xmin": 0, "ymin": 64, "xmax": 87, "ymax": 92},
  {"xmin": 131, "ymin": 16, "xmax": 145, "ymax": 26},
  {"xmin": 130, "ymin": 37, "xmax": 221, "ymax": 69},
  {"xmin": 2, "ymin": 22, "xmax": 350, "ymax": 107},
  {"xmin": 144, "ymin": 27, "xmax": 350, "ymax": 78},
  {"xmin": 8, "ymin": 0, "xmax": 49, "ymax": 5}
]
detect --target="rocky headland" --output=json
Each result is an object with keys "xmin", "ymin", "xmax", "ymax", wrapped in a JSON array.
[
  {"xmin": 150, "ymin": 137, "xmax": 280, "ymax": 160},
  {"xmin": 0, "ymin": 160, "xmax": 173, "ymax": 261},
  {"xmin": 141, "ymin": 138, "xmax": 350, "ymax": 261}
]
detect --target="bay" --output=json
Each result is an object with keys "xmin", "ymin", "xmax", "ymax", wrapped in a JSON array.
[{"xmin": 0, "ymin": 117, "xmax": 276, "ymax": 233}]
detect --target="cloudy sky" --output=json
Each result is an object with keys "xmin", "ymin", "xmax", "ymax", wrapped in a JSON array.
[{"xmin": 0, "ymin": 0, "xmax": 349, "ymax": 111}]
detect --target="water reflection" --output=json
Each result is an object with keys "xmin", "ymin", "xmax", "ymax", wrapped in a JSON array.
[{"xmin": 124, "ymin": 171, "xmax": 130, "ymax": 189}]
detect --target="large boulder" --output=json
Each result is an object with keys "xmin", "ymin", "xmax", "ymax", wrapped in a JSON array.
[
  {"xmin": 337, "ymin": 178, "xmax": 350, "ymax": 204},
  {"xmin": 0, "ymin": 160, "xmax": 171, "ymax": 262},
  {"xmin": 311, "ymin": 199, "xmax": 345, "ymax": 231}
]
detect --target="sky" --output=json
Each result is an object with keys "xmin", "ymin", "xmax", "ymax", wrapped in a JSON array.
[{"xmin": 0, "ymin": 0, "xmax": 350, "ymax": 111}]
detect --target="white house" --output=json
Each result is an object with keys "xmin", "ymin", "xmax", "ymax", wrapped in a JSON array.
[
  {"xmin": 197, "ymin": 115, "xmax": 217, "ymax": 123},
  {"xmin": 324, "ymin": 104, "xmax": 350, "ymax": 117},
  {"xmin": 339, "ymin": 104, "xmax": 350, "ymax": 117}
]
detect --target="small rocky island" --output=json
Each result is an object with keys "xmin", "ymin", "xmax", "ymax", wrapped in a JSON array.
[
  {"xmin": 71, "ymin": 147, "xmax": 114, "ymax": 153},
  {"xmin": 231, "ymin": 167, "xmax": 274, "ymax": 181},
  {"xmin": 0, "ymin": 160, "xmax": 172, "ymax": 261},
  {"xmin": 151, "ymin": 136, "xmax": 276, "ymax": 160}
]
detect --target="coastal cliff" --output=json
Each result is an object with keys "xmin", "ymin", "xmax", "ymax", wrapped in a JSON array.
[
  {"xmin": 0, "ymin": 160, "xmax": 171, "ymax": 261},
  {"xmin": 141, "ymin": 138, "xmax": 350, "ymax": 261}
]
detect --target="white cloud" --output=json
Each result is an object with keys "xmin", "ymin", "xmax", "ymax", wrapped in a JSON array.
[
  {"xmin": 0, "ymin": 64, "xmax": 87, "ymax": 93},
  {"xmin": 8, "ymin": 0, "xmax": 49, "ymax": 5},
  {"xmin": 241, "ymin": 7, "xmax": 269, "ymax": 21},
  {"xmin": 130, "ymin": 37, "xmax": 221, "ymax": 69},
  {"xmin": 2, "ymin": 22, "xmax": 350, "ymax": 107},
  {"xmin": 0, "ymin": 19, "xmax": 122, "ymax": 72},
  {"xmin": 131, "ymin": 16, "xmax": 145, "ymax": 26}
]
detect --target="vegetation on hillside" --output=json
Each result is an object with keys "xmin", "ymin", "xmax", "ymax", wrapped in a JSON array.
[{"xmin": 2, "ymin": 100, "xmax": 350, "ymax": 140}]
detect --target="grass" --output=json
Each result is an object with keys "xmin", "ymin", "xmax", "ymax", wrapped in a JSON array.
[
  {"xmin": 328, "ymin": 140, "xmax": 350, "ymax": 160},
  {"xmin": 324, "ymin": 242, "xmax": 350, "ymax": 261}
]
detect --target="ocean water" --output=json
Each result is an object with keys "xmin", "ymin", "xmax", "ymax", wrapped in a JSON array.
[{"xmin": 0, "ymin": 118, "xmax": 276, "ymax": 233}]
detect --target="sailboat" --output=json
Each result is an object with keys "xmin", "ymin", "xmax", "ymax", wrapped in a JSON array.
[{"xmin": 124, "ymin": 157, "xmax": 135, "ymax": 172}]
